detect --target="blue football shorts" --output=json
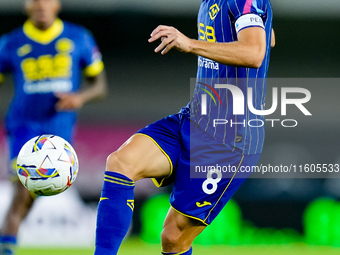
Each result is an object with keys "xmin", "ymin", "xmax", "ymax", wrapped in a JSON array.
[
  {"xmin": 5, "ymin": 113, "xmax": 76, "ymax": 179},
  {"xmin": 136, "ymin": 108, "xmax": 261, "ymax": 225}
]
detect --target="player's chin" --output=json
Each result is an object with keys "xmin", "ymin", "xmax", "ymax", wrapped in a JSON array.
[
  {"xmin": 55, "ymin": 107, "xmax": 68, "ymax": 112},
  {"xmin": 32, "ymin": 14, "xmax": 52, "ymax": 27},
  {"xmin": 57, "ymin": 107, "xmax": 79, "ymax": 112}
]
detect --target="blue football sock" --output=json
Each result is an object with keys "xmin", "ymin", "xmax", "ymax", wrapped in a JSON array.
[
  {"xmin": 0, "ymin": 236, "xmax": 17, "ymax": 255},
  {"xmin": 162, "ymin": 247, "xmax": 193, "ymax": 255},
  {"xmin": 94, "ymin": 171, "xmax": 135, "ymax": 255}
]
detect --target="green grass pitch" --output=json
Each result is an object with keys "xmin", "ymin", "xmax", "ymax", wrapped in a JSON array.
[{"xmin": 17, "ymin": 238, "xmax": 340, "ymax": 255}]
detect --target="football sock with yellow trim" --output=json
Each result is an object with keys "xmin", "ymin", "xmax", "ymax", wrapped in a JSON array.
[
  {"xmin": 162, "ymin": 247, "xmax": 193, "ymax": 255},
  {"xmin": 95, "ymin": 171, "xmax": 135, "ymax": 255}
]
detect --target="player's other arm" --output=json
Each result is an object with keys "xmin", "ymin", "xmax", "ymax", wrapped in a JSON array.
[
  {"xmin": 55, "ymin": 68, "xmax": 108, "ymax": 111},
  {"xmin": 0, "ymin": 34, "xmax": 12, "ymax": 85},
  {"xmin": 0, "ymin": 73, "xmax": 5, "ymax": 85},
  {"xmin": 271, "ymin": 29, "xmax": 276, "ymax": 48},
  {"xmin": 149, "ymin": 25, "xmax": 271, "ymax": 69}
]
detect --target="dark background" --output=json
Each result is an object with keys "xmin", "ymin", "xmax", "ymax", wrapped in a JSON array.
[{"xmin": 0, "ymin": 4, "xmax": 339, "ymax": 234}]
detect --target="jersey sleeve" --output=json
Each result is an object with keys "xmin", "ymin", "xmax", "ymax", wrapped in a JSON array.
[
  {"xmin": 228, "ymin": 0, "xmax": 266, "ymax": 34},
  {"xmin": 79, "ymin": 29, "xmax": 104, "ymax": 77},
  {"xmin": 0, "ymin": 34, "xmax": 12, "ymax": 83}
]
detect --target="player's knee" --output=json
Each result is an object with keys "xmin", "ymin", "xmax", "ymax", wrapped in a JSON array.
[
  {"xmin": 106, "ymin": 151, "xmax": 137, "ymax": 180},
  {"xmin": 106, "ymin": 152, "xmax": 127, "ymax": 174}
]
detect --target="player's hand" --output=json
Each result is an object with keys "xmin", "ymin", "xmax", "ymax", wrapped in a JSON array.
[
  {"xmin": 55, "ymin": 93, "xmax": 85, "ymax": 111},
  {"xmin": 148, "ymin": 25, "xmax": 192, "ymax": 55}
]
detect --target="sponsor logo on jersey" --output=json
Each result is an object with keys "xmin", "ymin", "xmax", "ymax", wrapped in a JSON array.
[
  {"xmin": 17, "ymin": 44, "xmax": 32, "ymax": 57},
  {"xmin": 209, "ymin": 4, "xmax": 220, "ymax": 20},
  {"xmin": 21, "ymin": 54, "xmax": 72, "ymax": 81},
  {"xmin": 198, "ymin": 56, "xmax": 219, "ymax": 70},
  {"xmin": 235, "ymin": 135, "xmax": 243, "ymax": 143},
  {"xmin": 23, "ymin": 80, "xmax": 72, "ymax": 94},
  {"xmin": 127, "ymin": 199, "xmax": 134, "ymax": 211},
  {"xmin": 55, "ymin": 38, "xmax": 74, "ymax": 53},
  {"xmin": 196, "ymin": 201, "xmax": 212, "ymax": 207}
]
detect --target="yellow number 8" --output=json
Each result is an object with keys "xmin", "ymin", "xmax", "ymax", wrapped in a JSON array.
[
  {"xmin": 198, "ymin": 23, "xmax": 216, "ymax": 42},
  {"xmin": 206, "ymin": 25, "xmax": 216, "ymax": 42}
]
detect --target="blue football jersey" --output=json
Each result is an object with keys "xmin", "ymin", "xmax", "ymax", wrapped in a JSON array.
[
  {"xmin": 0, "ymin": 19, "xmax": 104, "ymax": 124},
  {"xmin": 190, "ymin": 0, "xmax": 273, "ymax": 155}
]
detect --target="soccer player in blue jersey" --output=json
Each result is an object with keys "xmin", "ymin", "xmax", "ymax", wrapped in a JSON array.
[
  {"xmin": 0, "ymin": 0, "xmax": 107, "ymax": 254},
  {"xmin": 95, "ymin": 0, "xmax": 274, "ymax": 254}
]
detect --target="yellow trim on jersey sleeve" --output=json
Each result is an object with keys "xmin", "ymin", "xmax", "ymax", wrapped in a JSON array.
[
  {"xmin": 0, "ymin": 73, "xmax": 5, "ymax": 83},
  {"xmin": 23, "ymin": 19, "xmax": 64, "ymax": 45},
  {"xmin": 83, "ymin": 60, "xmax": 104, "ymax": 77},
  {"xmin": 133, "ymin": 133, "xmax": 173, "ymax": 188}
]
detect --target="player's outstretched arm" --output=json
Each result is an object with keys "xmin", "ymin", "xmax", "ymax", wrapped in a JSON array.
[
  {"xmin": 148, "ymin": 25, "xmax": 193, "ymax": 54},
  {"xmin": 149, "ymin": 25, "xmax": 267, "ymax": 69},
  {"xmin": 55, "ymin": 69, "xmax": 108, "ymax": 111}
]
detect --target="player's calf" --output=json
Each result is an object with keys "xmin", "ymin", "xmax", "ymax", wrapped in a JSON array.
[
  {"xmin": 95, "ymin": 134, "xmax": 171, "ymax": 254},
  {"xmin": 0, "ymin": 181, "xmax": 35, "ymax": 246},
  {"xmin": 95, "ymin": 167, "xmax": 135, "ymax": 255},
  {"xmin": 95, "ymin": 146, "xmax": 137, "ymax": 254},
  {"xmin": 161, "ymin": 229, "xmax": 194, "ymax": 255},
  {"xmin": 161, "ymin": 208, "xmax": 205, "ymax": 254}
]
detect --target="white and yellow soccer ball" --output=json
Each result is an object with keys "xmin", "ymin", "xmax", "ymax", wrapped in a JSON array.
[{"xmin": 16, "ymin": 134, "xmax": 79, "ymax": 196}]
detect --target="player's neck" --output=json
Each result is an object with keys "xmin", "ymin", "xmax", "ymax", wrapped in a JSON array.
[{"xmin": 31, "ymin": 19, "xmax": 57, "ymax": 31}]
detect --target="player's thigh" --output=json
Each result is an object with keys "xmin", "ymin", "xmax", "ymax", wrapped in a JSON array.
[{"xmin": 106, "ymin": 134, "xmax": 171, "ymax": 181}]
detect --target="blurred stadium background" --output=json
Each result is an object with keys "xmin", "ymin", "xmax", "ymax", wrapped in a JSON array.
[{"xmin": 0, "ymin": 0, "xmax": 340, "ymax": 252}]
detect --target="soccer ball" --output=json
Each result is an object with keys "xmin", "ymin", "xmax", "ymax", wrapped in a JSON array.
[{"xmin": 16, "ymin": 134, "xmax": 79, "ymax": 196}]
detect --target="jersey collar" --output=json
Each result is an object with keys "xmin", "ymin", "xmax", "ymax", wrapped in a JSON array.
[{"xmin": 23, "ymin": 18, "xmax": 64, "ymax": 45}]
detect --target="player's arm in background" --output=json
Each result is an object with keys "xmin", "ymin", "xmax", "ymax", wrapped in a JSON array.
[
  {"xmin": 55, "ymin": 29, "xmax": 108, "ymax": 111},
  {"xmin": 55, "ymin": 67, "xmax": 107, "ymax": 111},
  {"xmin": 149, "ymin": 26, "xmax": 274, "ymax": 69},
  {"xmin": 271, "ymin": 29, "xmax": 276, "ymax": 48},
  {"xmin": 0, "ymin": 34, "xmax": 13, "ymax": 85}
]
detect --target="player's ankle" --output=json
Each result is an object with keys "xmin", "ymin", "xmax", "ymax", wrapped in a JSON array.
[
  {"xmin": 0, "ymin": 236, "xmax": 17, "ymax": 255},
  {"xmin": 161, "ymin": 247, "xmax": 193, "ymax": 255}
]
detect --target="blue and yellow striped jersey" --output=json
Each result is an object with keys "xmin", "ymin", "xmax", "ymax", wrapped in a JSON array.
[
  {"xmin": 190, "ymin": 0, "xmax": 273, "ymax": 155},
  {"xmin": 0, "ymin": 19, "xmax": 104, "ymax": 122}
]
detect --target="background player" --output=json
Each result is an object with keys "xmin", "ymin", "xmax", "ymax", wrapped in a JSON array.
[
  {"xmin": 95, "ymin": 0, "xmax": 274, "ymax": 254},
  {"xmin": 0, "ymin": 0, "xmax": 107, "ymax": 254}
]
